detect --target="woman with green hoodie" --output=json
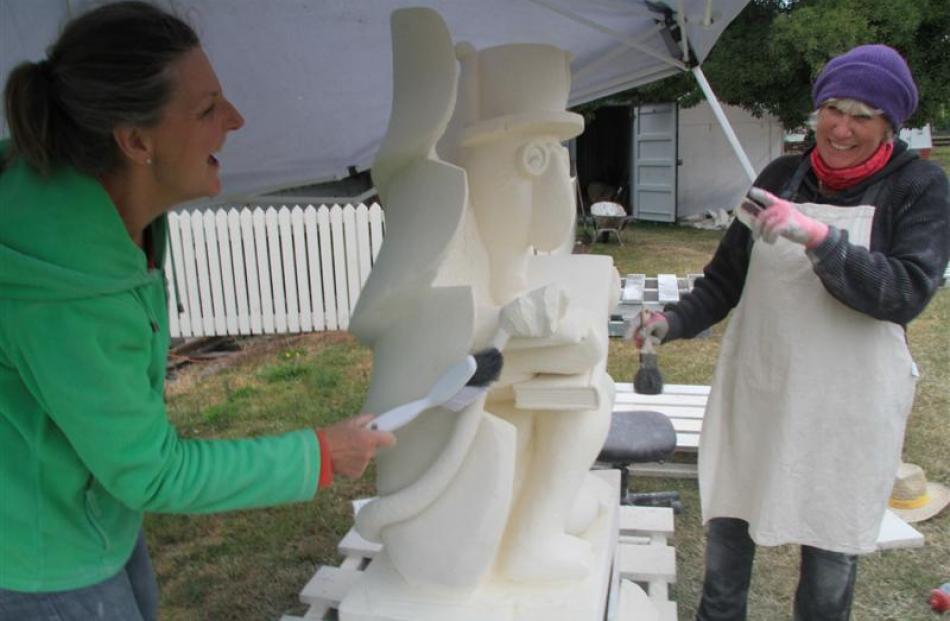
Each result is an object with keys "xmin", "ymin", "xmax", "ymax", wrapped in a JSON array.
[{"xmin": 0, "ymin": 3, "xmax": 395, "ymax": 619}]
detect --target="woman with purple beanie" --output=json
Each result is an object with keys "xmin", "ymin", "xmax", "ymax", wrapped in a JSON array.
[{"xmin": 636, "ymin": 44, "xmax": 949, "ymax": 619}]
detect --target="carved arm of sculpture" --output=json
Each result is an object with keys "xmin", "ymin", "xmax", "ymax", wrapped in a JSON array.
[{"xmin": 485, "ymin": 283, "xmax": 606, "ymax": 379}]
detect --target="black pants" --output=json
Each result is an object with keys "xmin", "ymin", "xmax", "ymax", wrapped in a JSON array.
[{"xmin": 696, "ymin": 518, "xmax": 858, "ymax": 621}]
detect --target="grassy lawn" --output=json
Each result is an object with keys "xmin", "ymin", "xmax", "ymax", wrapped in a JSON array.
[{"xmin": 154, "ymin": 153, "xmax": 949, "ymax": 619}]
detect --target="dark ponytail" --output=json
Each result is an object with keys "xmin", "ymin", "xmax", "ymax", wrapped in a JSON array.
[
  {"xmin": 3, "ymin": 1, "xmax": 199, "ymax": 177},
  {"xmin": 3, "ymin": 61, "xmax": 61, "ymax": 174}
]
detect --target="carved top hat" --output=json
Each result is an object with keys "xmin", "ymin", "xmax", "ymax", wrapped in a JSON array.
[{"xmin": 454, "ymin": 42, "xmax": 584, "ymax": 147}]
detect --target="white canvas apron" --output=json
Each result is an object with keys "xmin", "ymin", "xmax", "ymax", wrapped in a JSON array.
[{"xmin": 698, "ymin": 202, "xmax": 918, "ymax": 554}]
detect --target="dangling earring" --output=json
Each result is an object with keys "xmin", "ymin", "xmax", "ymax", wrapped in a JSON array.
[{"xmin": 145, "ymin": 157, "xmax": 153, "ymax": 166}]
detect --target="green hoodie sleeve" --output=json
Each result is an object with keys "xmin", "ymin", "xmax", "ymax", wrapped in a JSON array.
[{"xmin": 9, "ymin": 295, "xmax": 320, "ymax": 514}]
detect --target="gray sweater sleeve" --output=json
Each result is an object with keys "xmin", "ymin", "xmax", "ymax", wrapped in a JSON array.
[
  {"xmin": 662, "ymin": 156, "xmax": 797, "ymax": 341},
  {"xmin": 806, "ymin": 161, "xmax": 949, "ymax": 325},
  {"xmin": 663, "ymin": 154, "xmax": 950, "ymax": 341},
  {"xmin": 663, "ymin": 218, "xmax": 752, "ymax": 341}
]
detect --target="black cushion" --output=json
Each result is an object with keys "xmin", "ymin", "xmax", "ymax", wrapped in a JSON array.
[{"xmin": 598, "ymin": 410, "xmax": 676, "ymax": 464}]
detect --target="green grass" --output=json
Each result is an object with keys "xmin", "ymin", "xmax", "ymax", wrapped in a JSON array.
[
  {"xmin": 153, "ymin": 334, "xmax": 376, "ymax": 619},
  {"xmin": 153, "ymin": 186, "xmax": 949, "ymax": 619}
]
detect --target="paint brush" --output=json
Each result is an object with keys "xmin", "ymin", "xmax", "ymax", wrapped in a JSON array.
[
  {"xmin": 370, "ymin": 348, "xmax": 503, "ymax": 432},
  {"xmin": 633, "ymin": 310, "xmax": 664, "ymax": 395}
]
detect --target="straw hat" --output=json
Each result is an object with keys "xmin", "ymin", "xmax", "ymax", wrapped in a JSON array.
[{"xmin": 888, "ymin": 462, "xmax": 950, "ymax": 523}]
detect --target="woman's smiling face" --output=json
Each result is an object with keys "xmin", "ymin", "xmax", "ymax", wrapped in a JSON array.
[
  {"xmin": 814, "ymin": 100, "xmax": 890, "ymax": 169},
  {"xmin": 144, "ymin": 47, "xmax": 244, "ymax": 204}
]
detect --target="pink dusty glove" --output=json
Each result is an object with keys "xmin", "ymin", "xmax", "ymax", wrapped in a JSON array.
[
  {"xmin": 633, "ymin": 309, "xmax": 669, "ymax": 350},
  {"xmin": 747, "ymin": 187, "xmax": 829, "ymax": 248}
]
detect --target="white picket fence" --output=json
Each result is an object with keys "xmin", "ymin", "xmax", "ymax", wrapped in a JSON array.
[{"xmin": 162, "ymin": 203, "xmax": 385, "ymax": 338}]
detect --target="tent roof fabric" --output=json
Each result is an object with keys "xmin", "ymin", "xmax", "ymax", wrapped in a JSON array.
[{"xmin": 1, "ymin": 0, "xmax": 748, "ymax": 207}]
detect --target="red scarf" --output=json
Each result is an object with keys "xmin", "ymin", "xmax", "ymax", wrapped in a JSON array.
[{"xmin": 810, "ymin": 141, "xmax": 893, "ymax": 192}]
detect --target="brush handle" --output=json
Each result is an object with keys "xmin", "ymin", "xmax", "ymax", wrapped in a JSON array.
[
  {"xmin": 638, "ymin": 308, "xmax": 659, "ymax": 355},
  {"xmin": 640, "ymin": 335, "xmax": 656, "ymax": 355},
  {"xmin": 490, "ymin": 327, "xmax": 510, "ymax": 351},
  {"xmin": 370, "ymin": 397, "xmax": 431, "ymax": 432}
]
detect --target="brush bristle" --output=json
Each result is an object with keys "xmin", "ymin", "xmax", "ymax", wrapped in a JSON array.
[
  {"xmin": 468, "ymin": 347, "xmax": 503, "ymax": 386},
  {"xmin": 633, "ymin": 352, "xmax": 664, "ymax": 395}
]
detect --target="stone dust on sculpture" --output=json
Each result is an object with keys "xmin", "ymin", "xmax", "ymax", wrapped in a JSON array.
[{"xmin": 343, "ymin": 7, "xmax": 621, "ymax": 620}]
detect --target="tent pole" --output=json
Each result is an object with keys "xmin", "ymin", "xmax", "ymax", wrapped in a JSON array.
[{"xmin": 691, "ymin": 66, "xmax": 757, "ymax": 183}]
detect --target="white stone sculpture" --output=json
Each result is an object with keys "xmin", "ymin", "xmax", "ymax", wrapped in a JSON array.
[{"xmin": 344, "ymin": 7, "xmax": 620, "ymax": 620}]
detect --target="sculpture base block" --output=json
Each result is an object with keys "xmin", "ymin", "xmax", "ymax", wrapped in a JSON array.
[{"xmin": 338, "ymin": 470, "xmax": 618, "ymax": 621}]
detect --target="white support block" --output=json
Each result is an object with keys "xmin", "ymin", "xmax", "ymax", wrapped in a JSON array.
[
  {"xmin": 619, "ymin": 505, "xmax": 674, "ymax": 538},
  {"xmin": 654, "ymin": 599, "xmax": 678, "ymax": 621},
  {"xmin": 675, "ymin": 433, "xmax": 699, "ymax": 451},
  {"xmin": 299, "ymin": 565, "xmax": 362, "ymax": 608},
  {"xmin": 617, "ymin": 542, "xmax": 676, "ymax": 583},
  {"xmin": 647, "ymin": 578, "xmax": 668, "ymax": 602},
  {"xmin": 622, "ymin": 274, "xmax": 646, "ymax": 303},
  {"xmin": 338, "ymin": 527, "xmax": 383, "ymax": 559},
  {"xmin": 656, "ymin": 273, "xmax": 680, "ymax": 303},
  {"xmin": 876, "ymin": 509, "xmax": 925, "ymax": 550}
]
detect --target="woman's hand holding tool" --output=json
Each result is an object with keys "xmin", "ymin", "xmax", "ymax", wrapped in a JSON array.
[
  {"xmin": 633, "ymin": 308, "xmax": 666, "ymax": 394},
  {"xmin": 319, "ymin": 414, "xmax": 396, "ymax": 479},
  {"xmin": 744, "ymin": 188, "xmax": 829, "ymax": 248},
  {"xmin": 368, "ymin": 348, "xmax": 504, "ymax": 433},
  {"xmin": 634, "ymin": 308, "xmax": 669, "ymax": 350}
]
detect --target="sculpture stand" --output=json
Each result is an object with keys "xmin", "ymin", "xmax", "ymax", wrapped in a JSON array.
[
  {"xmin": 341, "ymin": 471, "xmax": 614, "ymax": 621},
  {"xmin": 289, "ymin": 470, "xmax": 679, "ymax": 621}
]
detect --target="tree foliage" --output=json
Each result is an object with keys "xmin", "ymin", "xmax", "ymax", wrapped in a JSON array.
[{"xmin": 593, "ymin": 0, "xmax": 950, "ymax": 130}]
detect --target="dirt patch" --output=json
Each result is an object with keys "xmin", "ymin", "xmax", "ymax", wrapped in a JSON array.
[{"xmin": 165, "ymin": 332, "xmax": 358, "ymax": 395}]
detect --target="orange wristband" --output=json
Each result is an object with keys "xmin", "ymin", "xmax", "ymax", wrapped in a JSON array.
[{"xmin": 316, "ymin": 430, "xmax": 334, "ymax": 489}]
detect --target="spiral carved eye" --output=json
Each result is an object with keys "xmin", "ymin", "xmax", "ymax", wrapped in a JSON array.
[{"xmin": 519, "ymin": 141, "xmax": 549, "ymax": 176}]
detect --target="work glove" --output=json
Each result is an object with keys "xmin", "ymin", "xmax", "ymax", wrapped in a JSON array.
[
  {"xmin": 633, "ymin": 308, "xmax": 669, "ymax": 350},
  {"xmin": 744, "ymin": 187, "xmax": 829, "ymax": 249}
]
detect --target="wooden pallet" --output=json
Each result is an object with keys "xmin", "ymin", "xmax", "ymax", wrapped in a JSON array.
[
  {"xmin": 611, "ymin": 505, "xmax": 678, "ymax": 621},
  {"xmin": 619, "ymin": 273, "xmax": 701, "ymax": 308},
  {"xmin": 286, "ymin": 474, "xmax": 678, "ymax": 621},
  {"xmin": 610, "ymin": 273, "xmax": 707, "ymax": 337}
]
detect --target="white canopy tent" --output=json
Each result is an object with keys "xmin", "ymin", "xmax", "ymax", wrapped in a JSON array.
[{"xmin": 1, "ymin": 0, "xmax": 754, "ymax": 207}]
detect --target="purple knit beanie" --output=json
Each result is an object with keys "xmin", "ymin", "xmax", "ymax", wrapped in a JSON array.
[{"xmin": 812, "ymin": 44, "xmax": 918, "ymax": 129}]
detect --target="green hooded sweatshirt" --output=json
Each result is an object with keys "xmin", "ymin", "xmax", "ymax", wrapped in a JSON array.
[{"xmin": 0, "ymin": 142, "xmax": 320, "ymax": 592}]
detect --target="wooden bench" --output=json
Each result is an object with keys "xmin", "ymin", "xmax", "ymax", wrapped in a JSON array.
[{"xmin": 614, "ymin": 382, "xmax": 705, "ymax": 479}]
